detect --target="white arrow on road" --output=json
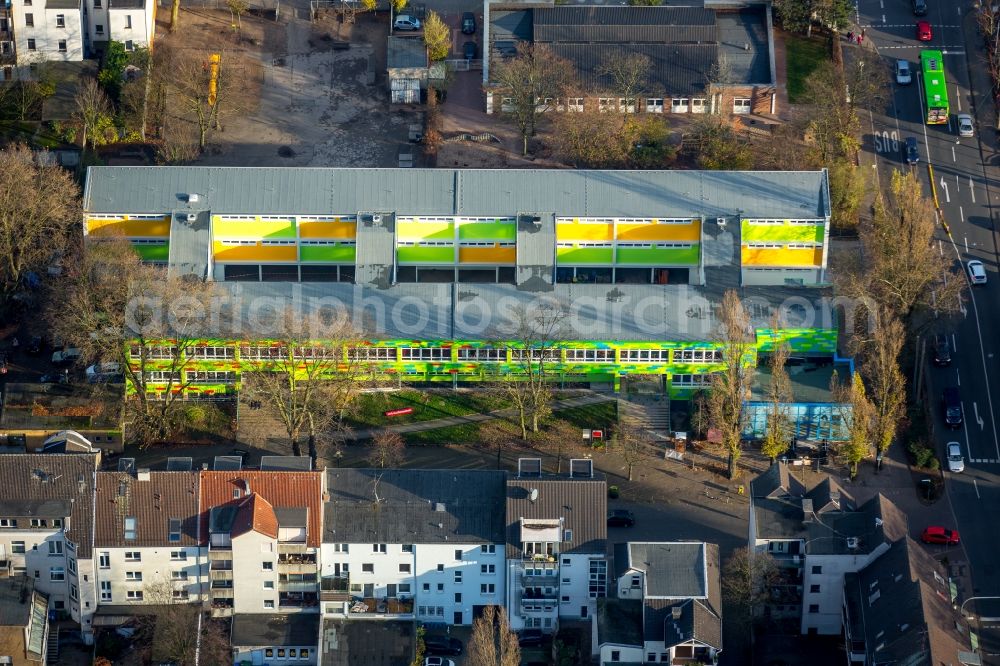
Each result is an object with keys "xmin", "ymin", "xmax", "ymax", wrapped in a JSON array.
[
  {"xmin": 940, "ymin": 177, "xmax": 951, "ymax": 203},
  {"xmin": 975, "ymin": 402, "xmax": 985, "ymax": 430}
]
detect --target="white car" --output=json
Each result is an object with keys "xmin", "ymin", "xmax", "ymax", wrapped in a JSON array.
[
  {"xmin": 968, "ymin": 259, "xmax": 987, "ymax": 284},
  {"xmin": 85, "ymin": 362, "xmax": 123, "ymax": 383},
  {"xmin": 958, "ymin": 113, "xmax": 974, "ymax": 138},
  {"xmin": 394, "ymin": 15, "xmax": 421, "ymax": 30},
  {"xmin": 423, "ymin": 658, "xmax": 456, "ymax": 666},
  {"xmin": 895, "ymin": 59, "xmax": 912, "ymax": 85},
  {"xmin": 946, "ymin": 441, "xmax": 965, "ymax": 473}
]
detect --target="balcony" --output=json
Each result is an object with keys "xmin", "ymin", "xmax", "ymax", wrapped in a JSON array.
[
  {"xmin": 519, "ymin": 597, "xmax": 558, "ymax": 616},
  {"xmin": 522, "ymin": 552, "xmax": 558, "ymax": 563},
  {"xmin": 347, "ymin": 596, "xmax": 414, "ymax": 617},
  {"xmin": 320, "ymin": 576, "xmax": 350, "ymax": 601},
  {"xmin": 278, "ymin": 554, "xmax": 317, "ymax": 574},
  {"xmin": 211, "ymin": 580, "xmax": 233, "ymax": 589},
  {"xmin": 277, "ymin": 543, "xmax": 311, "ymax": 555},
  {"xmin": 209, "ymin": 560, "xmax": 233, "ymax": 571},
  {"xmin": 521, "ymin": 566, "xmax": 559, "ymax": 586},
  {"xmin": 522, "ymin": 588, "xmax": 558, "ymax": 603},
  {"xmin": 208, "ymin": 543, "xmax": 232, "ymax": 555},
  {"xmin": 278, "ymin": 592, "xmax": 319, "ymax": 610},
  {"xmin": 279, "ymin": 580, "xmax": 318, "ymax": 593},
  {"xmin": 210, "ymin": 598, "xmax": 233, "ymax": 618}
]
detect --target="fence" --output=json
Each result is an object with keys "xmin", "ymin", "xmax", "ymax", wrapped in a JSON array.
[{"xmin": 444, "ymin": 58, "xmax": 482, "ymax": 72}]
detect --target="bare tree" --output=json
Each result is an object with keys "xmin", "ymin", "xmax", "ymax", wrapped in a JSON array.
[
  {"xmin": 847, "ymin": 48, "xmax": 892, "ymax": 111},
  {"xmin": 707, "ymin": 291, "xmax": 755, "ymax": 479},
  {"xmin": 480, "ymin": 419, "xmax": 520, "ymax": 470},
  {"xmin": 760, "ymin": 336, "xmax": 793, "ymax": 463},
  {"xmin": 0, "ymin": 143, "xmax": 80, "ymax": 307},
  {"xmin": 140, "ymin": 580, "xmax": 231, "ymax": 666},
  {"xmin": 833, "ymin": 371, "xmax": 873, "ymax": 478},
  {"xmin": 170, "ymin": 0, "xmax": 181, "ymax": 32},
  {"xmin": 490, "ymin": 44, "xmax": 576, "ymax": 155},
  {"xmin": 597, "ymin": 52, "xmax": 652, "ymax": 114},
  {"xmin": 367, "ymin": 429, "xmax": 406, "ymax": 468},
  {"xmin": 529, "ymin": 418, "xmax": 578, "ymax": 474},
  {"xmin": 466, "ymin": 605, "xmax": 521, "ymax": 666},
  {"xmin": 9, "ymin": 58, "xmax": 56, "ymax": 121},
  {"xmin": 722, "ymin": 547, "xmax": 778, "ymax": 632},
  {"xmin": 73, "ymin": 78, "xmax": 112, "ymax": 155},
  {"xmin": 612, "ymin": 422, "xmax": 648, "ymax": 482},
  {"xmin": 48, "ymin": 237, "xmax": 223, "ymax": 447}
]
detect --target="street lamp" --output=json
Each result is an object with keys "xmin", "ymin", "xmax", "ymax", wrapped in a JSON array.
[{"xmin": 959, "ymin": 596, "xmax": 1000, "ymax": 619}]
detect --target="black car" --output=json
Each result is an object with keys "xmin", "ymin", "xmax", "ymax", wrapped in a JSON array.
[
  {"xmin": 932, "ymin": 335, "xmax": 952, "ymax": 366},
  {"xmin": 607, "ymin": 509, "xmax": 635, "ymax": 527},
  {"xmin": 423, "ymin": 635, "xmax": 462, "ymax": 656},
  {"xmin": 25, "ymin": 336, "xmax": 43, "ymax": 356},
  {"xmin": 942, "ymin": 387, "xmax": 962, "ymax": 428},
  {"xmin": 905, "ymin": 136, "xmax": 920, "ymax": 165},
  {"xmin": 518, "ymin": 629, "xmax": 545, "ymax": 647},
  {"xmin": 912, "ymin": 0, "xmax": 927, "ymax": 15},
  {"xmin": 461, "ymin": 11, "xmax": 476, "ymax": 34},
  {"xmin": 463, "ymin": 41, "xmax": 477, "ymax": 60}
]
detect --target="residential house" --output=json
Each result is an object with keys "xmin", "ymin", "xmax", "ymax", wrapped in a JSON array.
[
  {"xmin": 0, "ymin": 453, "xmax": 99, "ymax": 642},
  {"xmin": 85, "ymin": 0, "xmax": 154, "ymax": 52},
  {"xmin": 0, "ymin": 574, "xmax": 49, "ymax": 665},
  {"xmin": 322, "ymin": 468, "xmax": 507, "ymax": 625},
  {"xmin": 231, "ymin": 613, "xmax": 320, "ymax": 665},
  {"xmin": 484, "ymin": 4, "xmax": 776, "ymax": 119},
  {"xmin": 1, "ymin": 0, "xmax": 15, "ymax": 76},
  {"xmin": 843, "ymin": 536, "xmax": 970, "ymax": 665},
  {"xmin": 748, "ymin": 463, "xmax": 908, "ymax": 635},
  {"xmin": 92, "ymin": 470, "xmax": 202, "ymax": 613},
  {"xmin": 594, "ymin": 542, "xmax": 721, "ymax": 665},
  {"xmin": 198, "ymin": 471, "xmax": 323, "ymax": 616},
  {"xmin": 505, "ymin": 460, "xmax": 607, "ymax": 633}
]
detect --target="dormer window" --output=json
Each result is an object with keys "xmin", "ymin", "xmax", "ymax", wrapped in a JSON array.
[{"xmin": 124, "ymin": 516, "xmax": 137, "ymax": 540}]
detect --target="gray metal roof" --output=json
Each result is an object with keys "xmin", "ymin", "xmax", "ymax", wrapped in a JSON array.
[
  {"xmin": 717, "ymin": 8, "xmax": 773, "ymax": 85},
  {"xmin": 597, "ymin": 598, "xmax": 644, "ymax": 647},
  {"xmin": 0, "ymin": 575, "xmax": 36, "ymax": 626},
  {"xmin": 533, "ymin": 6, "xmax": 716, "ymax": 43},
  {"xmin": 388, "ymin": 36, "xmax": 428, "ymax": 69},
  {"xmin": 324, "ymin": 469, "xmax": 507, "ymax": 544},
  {"xmin": 231, "ymin": 614, "xmax": 321, "ymax": 647},
  {"xmin": 321, "ymin": 618, "xmax": 415, "ymax": 666},
  {"xmin": 506, "ymin": 477, "xmax": 606, "ymax": 557},
  {"xmin": 83, "ymin": 168, "xmax": 829, "ymax": 221},
  {"xmin": 624, "ymin": 542, "xmax": 708, "ymax": 598},
  {"xmin": 260, "ymin": 456, "xmax": 313, "ymax": 471},
  {"xmin": 275, "ymin": 507, "xmax": 308, "ymax": 528},
  {"xmin": 490, "ymin": 9, "xmax": 533, "ymax": 41}
]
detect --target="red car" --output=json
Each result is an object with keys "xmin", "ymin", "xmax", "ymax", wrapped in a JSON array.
[
  {"xmin": 917, "ymin": 20, "xmax": 932, "ymax": 41},
  {"xmin": 921, "ymin": 526, "xmax": 960, "ymax": 545}
]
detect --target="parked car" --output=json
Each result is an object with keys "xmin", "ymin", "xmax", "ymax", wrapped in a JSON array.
[
  {"xmin": 912, "ymin": 0, "xmax": 927, "ymax": 16},
  {"xmin": 463, "ymin": 41, "xmax": 477, "ymax": 60},
  {"xmin": 423, "ymin": 636, "xmax": 462, "ymax": 656},
  {"xmin": 958, "ymin": 113, "xmax": 975, "ymax": 137},
  {"xmin": 921, "ymin": 526, "xmax": 960, "ymax": 545},
  {"xmin": 461, "ymin": 11, "xmax": 476, "ymax": 34},
  {"xmin": 86, "ymin": 362, "xmax": 123, "ymax": 383},
  {"xmin": 393, "ymin": 15, "xmax": 421, "ymax": 30},
  {"xmin": 39, "ymin": 372, "xmax": 68, "ymax": 384},
  {"xmin": 51, "ymin": 348, "xmax": 82, "ymax": 367},
  {"xmin": 942, "ymin": 387, "xmax": 963, "ymax": 428},
  {"xmin": 895, "ymin": 59, "xmax": 912, "ymax": 85},
  {"xmin": 905, "ymin": 136, "xmax": 920, "ymax": 165},
  {"xmin": 423, "ymin": 658, "xmax": 456, "ymax": 666},
  {"xmin": 607, "ymin": 509, "xmax": 636, "ymax": 527},
  {"xmin": 932, "ymin": 335, "xmax": 951, "ymax": 366},
  {"xmin": 946, "ymin": 442, "xmax": 965, "ymax": 473},
  {"xmin": 968, "ymin": 259, "xmax": 987, "ymax": 284},
  {"xmin": 518, "ymin": 629, "xmax": 545, "ymax": 647},
  {"xmin": 916, "ymin": 20, "xmax": 932, "ymax": 41}
]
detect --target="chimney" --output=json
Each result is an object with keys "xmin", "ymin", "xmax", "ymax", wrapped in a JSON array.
[
  {"xmin": 434, "ymin": 503, "xmax": 446, "ymax": 512},
  {"xmin": 830, "ymin": 490, "xmax": 841, "ymax": 509},
  {"xmin": 671, "ymin": 607, "xmax": 682, "ymax": 620},
  {"xmin": 137, "ymin": 469, "xmax": 150, "ymax": 482},
  {"xmin": 801, "ymin": 498, "xmax": 814, "ymax": 523}
]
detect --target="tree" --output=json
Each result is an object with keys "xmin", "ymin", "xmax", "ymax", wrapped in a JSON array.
[
  {"xmin": 847, "ymin": 48, "xmax": 892, "ymax": 111},
  {"xmin": 529, "ymin": 418, "xmax": 578, "ymax": 474},
  {"xmin": 771, "ymin": 0, "xmax": 812, "ymax": 33},
  {"xmin": 98, "ymin": 41, "xmax": 130, "ymax": 102},
  {"xmin": 858, "ymin": 312, "xmax": 906, "ymax": 459},
  {"xmin": 47, "ymin": 237, "xmax": 222, "ymax": 447},
  {"xmin": 0, "ymin": 144, "xmax": 80, "ymax": 308},
  {"xmin": 722, "ymin": 547, "xmax": 778, "ymax": 632},
  {"xmin": 612, "ymin": 422, "xmax": 648, "ymax": 482},
  {"xmin": 391, "ymin": 0, "xmax": 407, "ymax": 13},
  {"xmin": 760, "ymin": 338, "xmax": 793, "ymax": 463},
  {"xmin": 73, "ymin": 78, "xmax": 112, "ymax": 155},
  {"xmin": 551, "ymin": 105, "xmax": 672, "ymax": 168},
  {"xmin": 140, "ymin": 580, "xmax": 230, "ymax": 666},
  {"xmin": 628, "ymin": 0, "xmax": 663, "ymax": 5},
  {"xmin": 488, "ymin": 301, "xmax": 566, "ymax": 439},
  {"xmin": 772, "ymin": 0, "xmax": 852, "ymax": 34},
  {"xmin": 827, "ymin": 159, "xmax": 866, "ymax": 231},
  {"xmin": 597, "ymin": 53, "xmax": 652, "ymax": 114},
  {"xmin": 480, "ymin": 419, "xmax": 520, "ymax": 470},
  {"xmin": 227, "ymin": 0, "xmax": 250, "ymax": 31},
  {"xmin": 687, "ymin": 117, "xmax": 754, "ymax": 170},
  {"xmin": 833, "ymin": 371, "xmax": 873, "ymax": 478},
  {"xmin": 467, "ymin": 605, "xmax": 520, "ymax": 666},
  {"xmin": 240, "ymin": 308, "xmax": 367, "ymax": 457},
  {"xmin": 490, "ymin": 44, "xmax": 576, "ymax": 155},
  {"xmin": 10, "ymin": 59, "xmax": 56, "ymax": 121},
  {"xmin": 800, "ymin": 62, "xmax": 859, "ymax": 164},
  {"xmin": 707, "ymin": 291, "xmax": 755, "ymax": 480},
  {"xmin": 367, "ymin": 429, "xmax": 406, "ymax": 468},
  {"xmin": 170, "ymin": 0, "xmax": 181, "ymax": 32},
  {"xmin": 423, "ymin": 11, "xmax": 450, "ymax": 61}
]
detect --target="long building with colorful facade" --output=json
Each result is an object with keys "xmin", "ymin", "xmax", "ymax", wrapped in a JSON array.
[{"xmin": 82, "ymin": 167, "xmax": 847, "ymax": 431}]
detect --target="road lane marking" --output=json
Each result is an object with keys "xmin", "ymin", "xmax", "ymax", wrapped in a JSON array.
[
  {"xmin": 965, "ymin": 235, "xmax": 969, "ymax": 251},
  {"xmin": 957, "ymin": 87, "xmax": 962, "ymax": 111},
  {"xmin": 953, "ymin": 146, "xmax": 957, "ymax": 161},
  {"xmin": 956, "ymin": 174, "xmax": 960, "ymax": 192},
  {"xmin": 970, "ymin": 177, "xmax": 976, "ymax": 202},
  {"xmin": 939, "ymin": 239, "xmax": 944, "ymax": 256},
  {"xmin": 975, "ymin": 479, "xmax": 980, "ymax": 498},
  {"xmin": 957, "ymin": 368, "xmax": 961, "ymax": 386},
  {"xmin": 940, "ymin": 177, "xmax": 951, "ymax": 203},
  {"xmin": 961, "ymin": 207, "xmax": 965, "ymax": 224},
  {"xmin": 976, "ymin": 402, "xmax": 985, "ymax": 430},
  {"xmin": 953, "ymin": 333, "xmax": 958, "ymax": 351}
]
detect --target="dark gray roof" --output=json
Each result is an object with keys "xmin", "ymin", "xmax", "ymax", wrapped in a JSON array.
[
  {"xmin": 209, "ymin": 505, "xmax": 239, "ymax": 533},
  {"xmin": 490, "ymin": 9, "xmax": 532, "ymax": 41},
  {"xmin": 261, "ymin": 456, "xmax": 313, "ymax": 471},
  {"xmin": 388, "ymin": 36, "xmax": 428, "ymax": 69},
  {"xmin": 506, "ymin": 478, "xmax": 606, "ymax": 557},
  {"xmin": 231, "ymin": 614, "xmax": 321, "ymax": 647},
  {"xmin": 750, "ymin": 361, "xmax": 851, "ymax": 404},
  {"xmin": 651, "ymin": 598, "xmax": 722, "ymax": 650},
  {"xmin": 716, "ymin": 9, "xmax": 772, "ymax": 85},
  {"xmin": 275, "ymin": 507, "xmax": 307, "ymax": 528},
  {"xmin": 321, "ymin": 618, "xmax": 415, "ymax": 666},
  {"xmin": 325, "ymin": 469, "xmax": 507, "ymax": 544},
  {"xmin": 548, "ymin": 43, "xmax": 715, "ymax": 97},
  {"xmin": 805, "ymin": 493, "xmax": 908, "ymax": 556},
  {"xmin": 0, "ymin": 575, "xmax": 36, "ymax": 625},
  {"xmin": 0, "ymin": 454, "xmax": 98, "ymax": 557},
  {"xmin": 534, "ymin": 6, "xmax": 715, "ymax": 43},
  {"xmin": 623, "ymin": 542, "xmax": 708, "ymax": 598},
  {"xmin": 597, "ymin": 598, "xmax": 643, "ymax": 647},
  {"xmin": 108, "ymin": 0, "xmax": 146, "ymax": 8},
  {"xmin": 44, "ymin": 0, "xmax": 81, "ymax": 8},
  {"xmin": 0, "ymin": 498, "xmax": 72, "ymax": 518}
]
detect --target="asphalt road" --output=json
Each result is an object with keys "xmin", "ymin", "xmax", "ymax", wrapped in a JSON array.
[{"xmin": 859, "ymin": 0, "xmax": 1000, "ymax": 658}]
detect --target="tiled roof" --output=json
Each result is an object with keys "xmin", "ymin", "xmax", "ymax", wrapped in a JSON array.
[
  {"xmin": 231, "ymin": 493, "xmax": 279, "ymax": 540},
  {"xmin": 647, "ymin": 597, "xmax": 722, "ymax": 651},
  {"xmin": 95, "ymin": 471, "xmax": 200, "ymax": 548},
  {"xmin": 506, "ymin": 477, "xmax": 606, "ymax": 557},
  {"xmin": 198, "ymin": 471, "xmax": 323, "ymax": 547},
  {"xmin": 0, "ymin": 453, "xmax": 99, "ymax": 557},
  {"xmin": 325, "ymin": 469, "xmax": 506, "ymax": 545}
]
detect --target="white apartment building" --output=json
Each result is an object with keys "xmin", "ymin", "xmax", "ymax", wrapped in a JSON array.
[
  {"xmin": 322, "ymin": 469, "xmax": 508, "ymax": 625},
  {"xmin": 92, "ymin": 470, "xmax": 204, "ymax": 617},
  {"xmin": 84, "ymin": 0, "xmax": 153, "ymax": 53},
  {"xmin": 505, "ymin": 460, "xmax": 608, "ymax": 634},
  {"xmin": 0, "ymin": 453, "xmax": 100, "ymax": 642}
]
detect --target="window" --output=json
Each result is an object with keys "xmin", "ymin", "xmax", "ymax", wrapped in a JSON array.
[
  {"xmin": 480, "ymin": 583, "xmax": 495, "ymax": 594},
  {"xmin": 400, "ymin": 348, "xmax": 449, "ymax": 361},
  {"xmin": 810, "ymin": 584, "xmax": 821, "ymax": 593},
  {"xmin": 30, "ymin": 519, "xmax": 47, "ymax": 528},
  {"xmin": 455, "ymin": 592, "xmax": 462, "ymax": 602},
  {"xmin": 399, "ymin": 584, "xmax": 411, "ymax": 593},
  {"xmin": 454, "ymin": 571, "xmax": 462, "ymax": 583},
  {"xmin": 55, "ymin": 14, "xmax": 65, "ymax": 27},
  {"xmin": 333, "ymin": 544, "xmax": 349, "ymax": 553},
  {"xmin": 422, "ymin": 583, "xmax": 430, "ymax": 592},
  {"xmin": 170, "ymin": 551, "xmax": 187, "ymax": 561},
  {"xmin": 277, "ymin": 650, "xmax": 285, "ymax": 658},
  {"xmin": 455, "ymin": 549, "xmax": 463, "ymax": 561},
  {"xmin": 402, "ymin": 544, "xmax": 413, "ymax": 553},
  {"xmin": 671, "ymin": 97, "xmax": 689, "ymax": 113},
  {"xmin": 481, "ymin": 564, "xmax": 495, "ymax": 574},
  {"xmin": 262, "ymin": 561, "xmax": 273, "ymax": 571},
  {"xmin": 673, "ymin": 349, "xmax": 723, "ymax": 363},
  {"xmin": 171, "ymin": 571, "xmax": 188, "ymax": 581},
  {"xmin": 0, "ymin": 519, "xmax": 16, "ymax": 527},
  {"xmin": 437, "ymin": 583, "xmax": 444, "ymax": 592},
  {"xmin": 188, "ymin": 346, "xmax": 234, "ymax": 359},
  {"xmin": 734, "ymin": 97, "xmax": 752, "ymax": 114},
  {"xmin": 48, "ymin": 541, "xmax": 63, "ymax": 556},
  {"xmin": 437, "ymin": 564, "xmax": 444, "ymax": 572},
  {"xmin": 362, "ymin": 563, "xmax": 374, "ymax": 573},
  {"xmin": 11, "ymin": 542, "xmax": 24, "ymax": 554},
  {"xmin": 50, "ymin": 567, "xmax": 65, "ymax": 581},
  {"xmin": 399, "ymin": 563, "xmax": 411, "ymax": 573},
  {"xmin": 125, "ymin": 571, "xmax": 142, "ymax": 581},
  {"xmin": 618, "ymin": 97, "xmax": 636, "ymax": 113},
  {"xmin": 565, "ymin": 349, "xmax": 613, "ymax": 363},
  {"xmin": 564, "ymin": 529, "xmax": 573, "ymax": 542},
  {"xmin": 808, "ymin": 604, "xmax": 819, "ymax": 613},
  {"xmin": 611, "ymin": 650, "xmax": 621, "ymax": 661},
  {"xmin": 567, "ymin": 97, "xmax": 584, "ymax": 112},
  {"xmin": 347, "ymin": 347, "xmax": 395, "ymax": 361},
  {"xmin": 70, "ymin": 584, "xmax": 78, "ymax": 600},
  {"xmin": 186, "ymin": 370, "xmax": 236, "ymax": 384},
  {"xmin": 126, "ymin": 590, "xmax": 143, "ymax": 601},
  {"xmin": 300, "ymin": 650, "xmax": 309, "ymax": 659},
  {"xmin": 691, "ymin": 97, "xmax": 707, "ymax": 113},
  {"xmin": 24, "ymin": 15, "xmax": 33, "ymax": 27},
  {"xmin": 125, "ymin": 552, "xmax": 140, "ymax": 561},
  {"xmin": 598, "ymin": 97, "xmax": 615, "ymax": 112},
  {"xmin": 168, "ymin": 519, "xmax": 182, "ymax": 542},
  {"xmin": 812, "ymin": 566, "xmax": 822, "ymax": 575},
  {"xmin": 52, "ymin": 519, "xmax": 63, "ymax": 528},
  {"xmin": 264, "ymin": 600, "xmax": 274, "ymax": 609},
  {"xmin": 372, "ymin": 544, "xmax": 387, "ymax": 553},
  {"xmin": 264, "ymin": 581, "xmax": 274, "ymax": 589},
  {"xmin": 57, "ymin": 40, "xmax": 66, "ymax": 52},
  {"xmin": 100, "ymin": 581, "xmax": 112, "ymax": 601},
  {"xmin": 173, "ymin": 590, "xmax": 189, "ymax": 600},
  {"xmin": 26, "ymin": 38, "xmax": 35, "ymax": 50},
  {"xmin": 481, "ymin": 545, "xmax": 496, "ymax": 554},
  {"xmin": 124, "ymin": 14, "xmax": 132, "ymax": 28},
  {"xmin": 646, "ymin": 98, "xmax": 664, "ymax": 113},
  {"xmin": 621, "ymin": 349, "xmax": 670, "ymax": 362},
  {"xmin": 124, "ymin": 517, "xmax": 137, "ymax": 540},
  {"xmin": 94, "ymin": 0, "xmax": 101, "ymax": 7},
  {"xmin": 68, "ymin": 559, "xmax": 76, "ymax": 574}
]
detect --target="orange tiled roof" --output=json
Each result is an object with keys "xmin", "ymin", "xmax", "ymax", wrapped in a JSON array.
[{"xmin": 232, "ymin": 493, "xmax": 279, "ymax": 539}]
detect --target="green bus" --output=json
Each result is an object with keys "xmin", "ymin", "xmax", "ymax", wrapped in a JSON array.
[{"xmin": 920, "ymin": 50, "xmax": 949, "ymax": 124}]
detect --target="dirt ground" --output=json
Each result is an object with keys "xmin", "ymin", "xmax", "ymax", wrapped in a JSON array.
[{"xmin": 159, "ymin": 6, "xmax": 420, "ymax": 167}]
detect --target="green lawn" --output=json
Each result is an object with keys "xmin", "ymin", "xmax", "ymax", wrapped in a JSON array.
[
  {"xmin": 785, "ymin": 35, "xmax": 828, "ymax": 103},
  {"xmin": 345, "ymin": 390, "xmax": 510, "ymax": 428}
]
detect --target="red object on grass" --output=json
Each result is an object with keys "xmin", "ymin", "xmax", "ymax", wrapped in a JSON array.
[{"xmin": 385, "ymin": 407, "xmax": 414, "ymax": 417}]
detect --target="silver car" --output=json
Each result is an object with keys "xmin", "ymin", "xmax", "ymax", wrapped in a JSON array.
[
  {"xmin": 947, "ymin": 441, "xmax": 965, "ymax": 473},
  {"xmin": 958, "ymin": 113, "xmax": 974, "ymax": 137},
  {"xmin": 895, "ymin": 60, "xmax": 912, "ymax": 85}
]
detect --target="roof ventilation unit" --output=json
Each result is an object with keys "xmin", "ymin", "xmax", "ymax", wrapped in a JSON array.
[
  {"xmin": 517, "ymin": 458, "xmax": 542, "ymax": 478},
  {"xmin": 372, "ymin": 214, "xmax": 383, "ymax": 224},
  {"xmin": 569, "ymin": 459, "xmax": 593, "ymax": 479},
  {"xmin": 846, "ymin": 537, "xmax": 859, "ymax": 550},
  {"xmin": 716, "ymin": 217, "xmax": 727, "ymax": 228},
  {"xmin": 528, "ymin": 488, "xmax": 539, "ymax": 503},
  {"xmin": 187, "ymin": 193, "xmax": 200, "ymax": 203},
  {"xmin": 186, "ymin": 213, "xmax": 197, "ymax": 223}
]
